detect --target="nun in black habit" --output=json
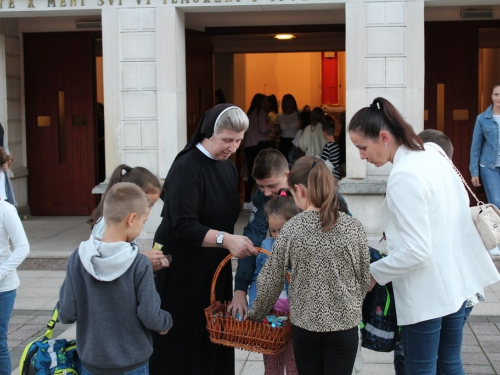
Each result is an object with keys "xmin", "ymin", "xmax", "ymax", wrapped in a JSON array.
[{"xmin": 150, "ymin": 104, "xmax": 257, "ymax": 375}]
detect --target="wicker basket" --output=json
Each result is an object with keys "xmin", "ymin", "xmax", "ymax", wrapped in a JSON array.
[{"xmin": 204, "ymin": 248, "xmax": 292, "ymax": 355}]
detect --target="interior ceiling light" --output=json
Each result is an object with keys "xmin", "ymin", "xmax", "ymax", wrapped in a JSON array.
[{"xmin": 274, "ymin": 34, "xmax": 295, "ymax": 40}]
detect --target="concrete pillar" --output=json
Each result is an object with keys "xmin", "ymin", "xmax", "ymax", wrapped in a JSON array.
[
  {"xmin": 101, "ymin": 6, "xmax": 186, "ymax": 182},
  {"xmin": 0, "ymin": 19, "xmax": 28, "ymax": 211},
  {"xmin": 100, "ymin": 7, "xmax": 186, "ymax": 235},
  {"xmin": 342, "ymin": 0, "xmax": 424, "ymax": 241}
]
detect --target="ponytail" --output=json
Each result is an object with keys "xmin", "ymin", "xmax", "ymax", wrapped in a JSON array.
[
  {"xmin": 87, "ymin": 164, "xmax": 160, "ymax": 227},
  {"xmin": 349, "ymin": 97, "xmax": 423, "ymax": 151},
  {"xmin": 288, "ymin": 156, "xmax": 339, "ymax": 232},
  {"xmin": 264, "ymin": 188, "xmax": 300, "ymax": 221}
]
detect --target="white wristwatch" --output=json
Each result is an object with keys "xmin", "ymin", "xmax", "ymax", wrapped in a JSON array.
[{"xmin": 216, "ymin": 231, "xmax": 225, "ymax": 247}]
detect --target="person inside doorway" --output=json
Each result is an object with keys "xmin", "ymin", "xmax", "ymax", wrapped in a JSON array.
[
  {"xmin": 243, "ymin": 93, "xmax": 272, "ymax": 211},
  {"xmin": 276, "ymin": 94, "xmax": 301, "ymax": 162},
  {"xmin": 300, "ymin": 106, "xmax": 328, "ymax": 157}
]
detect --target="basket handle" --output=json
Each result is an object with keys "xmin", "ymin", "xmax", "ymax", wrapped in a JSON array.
[{"xmin": 210, "ymin": 247, "xmax": 270, "ymax": 306}]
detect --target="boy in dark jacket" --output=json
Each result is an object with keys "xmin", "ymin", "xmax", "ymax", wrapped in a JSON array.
[{"xmin": 58, "ymin": 182, "xmax": 172, "ymax": 374}]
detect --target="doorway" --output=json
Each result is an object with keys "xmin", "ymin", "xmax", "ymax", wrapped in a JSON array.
[{"xmin": 24, "ymin": 32, "xmax": 101, "ymax": 215}]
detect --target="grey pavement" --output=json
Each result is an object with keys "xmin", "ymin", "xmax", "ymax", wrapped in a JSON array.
[{"xmin": 8, "ymin": 214, "xmax": 500, "ymax": 374}]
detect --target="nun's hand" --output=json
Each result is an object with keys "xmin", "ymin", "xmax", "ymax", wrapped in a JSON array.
[{"xmin": 224, "ymin": 234, "xmax": 258, "ymax": 258}]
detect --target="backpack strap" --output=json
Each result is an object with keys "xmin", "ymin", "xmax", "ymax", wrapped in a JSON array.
[
  {"xmin": 383, "ymin": 286, "xmax": 391, "ymax": 316},
  {"xmin": 44, "ymin": 308, "xmax": 59, "ymax": 339},
  {"xmin": 19, "ymin": 307, "xmax": 59, "ymax": 374}
]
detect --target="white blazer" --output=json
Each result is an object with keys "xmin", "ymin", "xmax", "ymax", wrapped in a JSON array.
[{"xmin": 371, "ymin": 143, "xmax": 500, "ymax": 326}]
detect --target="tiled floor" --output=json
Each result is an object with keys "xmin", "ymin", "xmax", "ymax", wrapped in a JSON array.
[{"xmin": 8, "ymin": 214, "xmax": 500, "ymax": 374}]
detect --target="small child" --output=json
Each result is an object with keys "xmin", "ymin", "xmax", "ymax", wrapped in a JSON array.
[
  {"xmin": 248, "ymin": 189, "xmax": 300, "ymax": 375},
  {"xmin": 88, "ymin": 164, "xmax": 161, "ymax": 238},
  {"xmin": 88, "ymin": 164, "xmax": 168, "ymax": 271},
  {"xmin": 58, "ymin": 182, "xmax": 173, "ymax": 375},
  {"xmin": 320, "ymin": 119, "xmax": 341, "ymax": 180}
]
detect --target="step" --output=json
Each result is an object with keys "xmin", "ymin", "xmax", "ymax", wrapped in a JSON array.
[{"xmin": 19, "ymin": 233, "xmax": 240, "ymax": 271}]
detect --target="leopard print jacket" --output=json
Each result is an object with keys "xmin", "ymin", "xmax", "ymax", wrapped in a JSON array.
[{"xmin": 247, "ymin": 211, "xmax": 370, "ymax": 332}]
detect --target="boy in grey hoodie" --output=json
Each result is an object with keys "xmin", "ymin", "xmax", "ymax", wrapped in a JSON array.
[{"xmin": 58, "ymin": 182, "xmax": 172, "ymax": 374}]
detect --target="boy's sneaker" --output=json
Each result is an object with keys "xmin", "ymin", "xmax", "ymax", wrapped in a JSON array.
[
  {"xmin": 242, "ymin": 202, "xmax": 253, "ymax": 211},
  {"xmin": 489, "ymin": 247, "xmax": 500, "ymax": 256}
]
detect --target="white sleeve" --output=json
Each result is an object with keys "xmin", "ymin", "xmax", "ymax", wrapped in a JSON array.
[
  {"xmin": 0, "ymin": 203, "xmax": 30, "ymax": 282},
  {"xmin": 292, "ymin": 129, "xmax": 303, "ymax": 147},
  {"xmin": 370, "ymin": 170, "xmax": 431, "ymax": 285}
]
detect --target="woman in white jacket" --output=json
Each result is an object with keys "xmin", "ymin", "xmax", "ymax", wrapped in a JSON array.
[
  {"xmin": 0, "ymin": 148, "xmax": 29, "ymax": 375},
  {"xmin": 349, "ymin": 97, "xmax": 500, "ymax": 375}
]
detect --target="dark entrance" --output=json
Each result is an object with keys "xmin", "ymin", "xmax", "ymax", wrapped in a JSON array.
[{"xmin": 24, "ymin": 32, "xmax": 100, "ymax": 215}]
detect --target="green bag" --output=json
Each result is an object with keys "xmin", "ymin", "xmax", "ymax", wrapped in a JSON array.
[{"xmin": 19, "ymin": 308, "xmax": 81, "ymax": 375}]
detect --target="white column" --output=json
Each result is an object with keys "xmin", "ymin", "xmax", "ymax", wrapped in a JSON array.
[
  {"xmin": 345, "ymin": 0, "xmax": 424, "ymax": 179},
  {"xmin": 0, "ymin": 19, "xmax": 28, "ymax": 210},
  {"xmin": 101, "ymin": 7, "xmax": 186, "ymax": 236},
  {"xmin": 342, "ymin": 0, "xmax": 424, "ymax": 241},
  {"xmin": 156, "ymin": 6, "xmax": 187, "ymax": 179},
  {"xmin": 101, "ymin": 6, "xmax": 186, "ymax": 182}
]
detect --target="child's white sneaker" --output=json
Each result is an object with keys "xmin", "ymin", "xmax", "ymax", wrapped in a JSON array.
[{"xmin": 488, "ymin": 247, "xmax": 500, "ymax": 256}]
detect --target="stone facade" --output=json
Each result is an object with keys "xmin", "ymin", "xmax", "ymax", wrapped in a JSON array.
[
  {"xmin": 341, "ymin": 0, "xmax": 424, "ymax": 240},
  {"xmin": 0, "ymin": 0, "xmax": 498, "ymax": 239}
]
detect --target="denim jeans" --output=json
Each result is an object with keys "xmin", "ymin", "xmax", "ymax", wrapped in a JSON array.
[
  {"xmin": 480, "ymin": 166, "xmax": 500, "ymax": 209},
  {"xmin": 464, "ymin": 306, "xmax": 473, "ymax": 325},
  {"xmin": 81, "ymin": 362, "xmax": 149, "ymax": 375},
  {"xmin": 0, "ymin": 289, "xmax": 16, "ymax": 375},
  {"xmin": 401, "ymin": 302, "xmax": 466, "ymax": 375},
  {"xmin": 394, "ymin": 341, "xmax": 406, "ymax": 375}
]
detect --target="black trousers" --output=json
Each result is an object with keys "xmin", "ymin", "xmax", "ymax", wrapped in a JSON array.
[
  {"xmin": 279, "ymin": 137, "xmax": 294, "ymax": 163},
  {"xmin": 292, "ymin": 325, "xmax": 358, "ymax": 375}
]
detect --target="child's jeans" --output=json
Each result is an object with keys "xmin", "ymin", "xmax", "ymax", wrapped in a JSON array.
[
  {"xmin": 263, "ymin": 338, "xmax": 298, "ymax": 375},
  {"xmin": 81, "ymin": 362, "xmax": 148, "ymax": 375}
]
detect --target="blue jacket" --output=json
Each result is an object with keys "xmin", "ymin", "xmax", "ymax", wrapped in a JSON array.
[
  {"xmin": 234, "ymin": 189, "xmax": 269, "ymax": 292},
  {"xmin": 470, "ymin": 104, "xmax": 500, "ymax": 177},
  {"xmin": 234, "ymin": 189, "xmax": 351, "ymax": 292},
  {"xmin": 248, "ymin": 238, "xmax": 290, "ymax": 310}
]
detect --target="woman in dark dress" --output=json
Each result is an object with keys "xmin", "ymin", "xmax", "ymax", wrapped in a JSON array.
[{"xmin": 150, "ymin": 104, "xmax": 257, "ymax": 375}]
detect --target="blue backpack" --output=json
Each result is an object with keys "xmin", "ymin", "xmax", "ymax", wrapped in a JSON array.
[
  {"xmin": 360, "ymin": 247, "xmax": 401, "ymax": 352},
  {"xmin": 19, "ymin": 308, "xmax": 81, "ymax": 375}
]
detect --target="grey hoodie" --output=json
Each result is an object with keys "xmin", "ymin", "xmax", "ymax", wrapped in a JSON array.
[{"xmin": 59, "ymin": 235, "xmax": 172, "ymax": 374}]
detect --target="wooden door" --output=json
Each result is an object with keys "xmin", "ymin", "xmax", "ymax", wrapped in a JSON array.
[
  {"xmin": 424, "ymin": 20, "xmax": 500, "ymax": 203},
  {"xmin": 24, "ymin": 32, "xmax": 99, "ymax": 215},
  {"xmin": 424, "ymin": 22, "xmax": 478, "ymax": 181},
  {"xmin": 185, "ymin": 29, "xmax": 214, "ymax": 139}
]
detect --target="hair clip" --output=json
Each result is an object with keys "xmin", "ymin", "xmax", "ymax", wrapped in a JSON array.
[
  {"xmin": 279, "ymin": 190, "xmax": 288, "ymax": 197},
  {"xmin": 311, "ymin": 161, "xmax": 318, "ymax": 169},
  {"xmin": 123, "ymin": 166, "xmax": 132, "ymax": 175},
  {"xmin": 370, "ymin": 102, "xmax": 380, "ymax": 110}
]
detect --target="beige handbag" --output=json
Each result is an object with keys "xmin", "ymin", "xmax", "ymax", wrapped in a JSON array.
[{"xmin": 442, "ymin": 152, "xmax": 500, "ymax": 251}]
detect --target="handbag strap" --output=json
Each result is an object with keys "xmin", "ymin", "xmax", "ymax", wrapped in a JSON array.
[{"xmin": 433, "ymin": 144, "xmax": 482, "ymax": 206}]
